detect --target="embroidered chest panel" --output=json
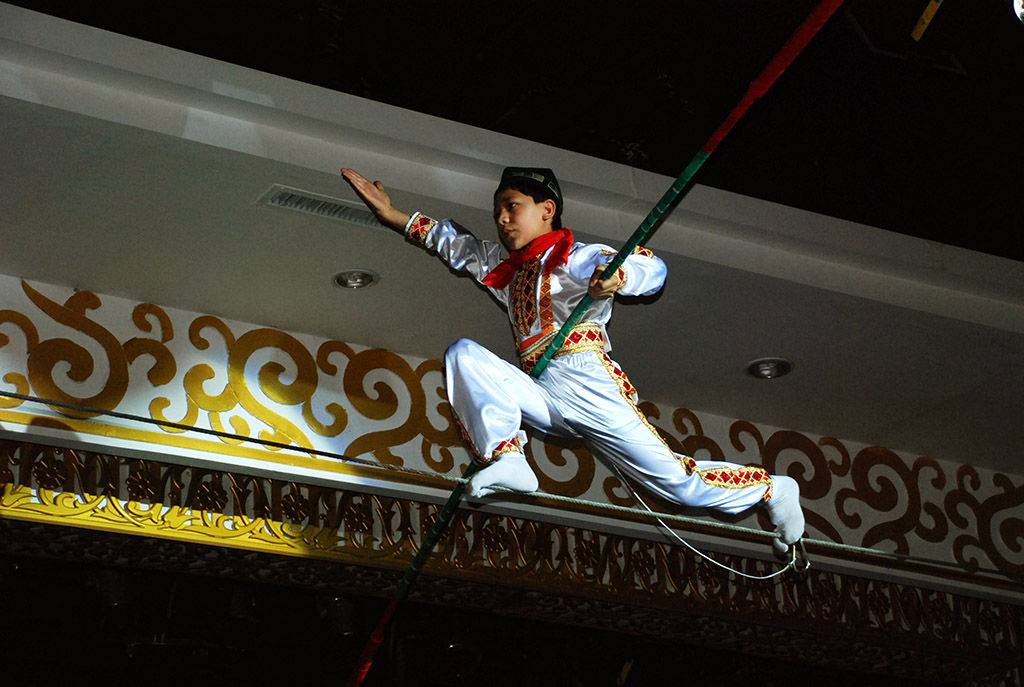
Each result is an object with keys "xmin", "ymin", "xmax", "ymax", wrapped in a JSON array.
[{"xmin": 510, "ymin": 258, "xmax": 553, "ymax": 338}]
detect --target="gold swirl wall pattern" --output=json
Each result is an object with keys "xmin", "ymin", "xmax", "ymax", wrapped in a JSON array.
[{"xmin": 0, "ymin": 277, "xmax": 1021, "ymax": 582}]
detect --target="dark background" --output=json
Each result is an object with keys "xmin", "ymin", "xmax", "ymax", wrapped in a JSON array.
[{"xmin": 8, "ymin": 0, "xmax": 1024, "ymax": 262}]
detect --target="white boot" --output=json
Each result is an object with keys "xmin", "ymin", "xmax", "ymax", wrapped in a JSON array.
[
  {"xmin": 467, "ymin": 453, "xmax": 539, "ymax": 498},
  {"xmin": 766, "ymin": 476, "xmax": 804, "ymax": 553}
]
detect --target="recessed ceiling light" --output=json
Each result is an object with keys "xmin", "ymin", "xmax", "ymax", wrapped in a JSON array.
[
  {"xmin": 745, "ymin": 357, "xmax": 793, "ymax": 380},
  {"xmin": 333, "ymin": 269, "xmax": 379, "ymax": 290}
]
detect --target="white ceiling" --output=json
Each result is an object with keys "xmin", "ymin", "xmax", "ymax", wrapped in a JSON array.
[{"xmin": 1, "ymin": 4, "xmax": 1022, "ymax": 473}]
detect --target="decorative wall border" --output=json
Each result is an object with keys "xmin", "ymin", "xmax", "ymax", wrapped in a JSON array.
[
  {"xmin": 0, "ymin": 440, "xmax": 1020, "ymax": 685},
  {"xmin": 0, "ymin": 277, "xmax": 1022, "ymax": 582}
]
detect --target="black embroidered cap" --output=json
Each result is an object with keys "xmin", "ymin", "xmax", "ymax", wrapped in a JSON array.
[{"xmin": 499, "ymin": 167, "xmax": 563, "ymax": 209}]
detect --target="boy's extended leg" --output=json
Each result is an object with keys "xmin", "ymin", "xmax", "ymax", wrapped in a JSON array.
[
  {"xmin": 585, "ymin": 409, "xmax": 804, "ymax": 551},
  {"xmin": 444, "ymin": 339, "xmax": 573, "ymax": 498},
  {"xmin": 545, "ymin": 352, "xmax": 805, "ymax": 550}
]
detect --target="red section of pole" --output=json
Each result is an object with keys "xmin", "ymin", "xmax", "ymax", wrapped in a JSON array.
[
  {"xmin": 702, "ymin": 0, "xmax": 844, "ymax": 155},
  {"xmin": 530, "ymin": 0, "xmax": 845, "ymax": 378},
  {"xmin": 345, "ymin": 1, "xmax": 845, "ymax": 683},
  {"xmin": 346, "ymin": 597, "xmax": 401, "ymax": 687},
  {"xmin": 345, "ymin": 463, "xmax": 480, "ymax": 686}
]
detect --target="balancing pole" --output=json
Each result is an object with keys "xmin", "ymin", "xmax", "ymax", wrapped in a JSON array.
[
  {"xmin": 345, "ymin": 462, "xmax": 480, "ymax": 686},
  {"xmin": 346, "ymin": 1, "xmax": 844, "ymax": 683},
  {"xmin": 530, "ymin": 0, "xmax": 845, "ymax": 377}
]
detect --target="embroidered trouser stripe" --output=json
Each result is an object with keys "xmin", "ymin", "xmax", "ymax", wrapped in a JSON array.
[
  {"xmin": 694, "ymin": 462, "xmax": 774, "ymax": 500},
  {"xmin": 444, "ymin": 338, "xmax": 773, "ymax": 514}
]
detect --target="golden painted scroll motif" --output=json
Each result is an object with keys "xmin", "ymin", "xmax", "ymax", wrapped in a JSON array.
[{"xmin": 0, "ymin": 281, "xmax": 1022, "ymax": 579}]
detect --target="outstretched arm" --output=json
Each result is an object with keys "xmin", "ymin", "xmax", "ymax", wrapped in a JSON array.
[{"xmin": 340, "ymin": 168, "xmax": 412, "ymax": 232}]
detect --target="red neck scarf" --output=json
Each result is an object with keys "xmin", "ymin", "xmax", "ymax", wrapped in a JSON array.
[{"xmin": 482, "ymin": 228, "xmax": 574, "ymax": 289}]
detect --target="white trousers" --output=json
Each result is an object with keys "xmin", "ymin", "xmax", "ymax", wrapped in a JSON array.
[{"xmin": 444, "ymin": 338, "xmax": 772, "ymax": 514}]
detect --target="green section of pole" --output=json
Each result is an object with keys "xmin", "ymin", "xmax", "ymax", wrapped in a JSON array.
[
  {"xmin": 528, "ymin": 151, "xmax": 709, "ymax": 378},
  {"xmin": 346, "ymin": 462, "xmax": 481, "ymax": 686}
]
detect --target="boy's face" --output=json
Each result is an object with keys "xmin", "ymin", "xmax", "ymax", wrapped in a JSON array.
[{"xmin": 493, "ymin": 188, "xmax": 556, "ymax": 251}]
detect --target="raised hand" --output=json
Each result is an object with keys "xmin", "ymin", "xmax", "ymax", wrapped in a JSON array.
[{"xmin": 340, "ymin": 168, "xmax": 410, "ymax": 231}]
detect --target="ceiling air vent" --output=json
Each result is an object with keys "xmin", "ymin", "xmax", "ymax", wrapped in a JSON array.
[{"xmin": 258, "ymin": 184, "xmax": 383, "ymax": 228}]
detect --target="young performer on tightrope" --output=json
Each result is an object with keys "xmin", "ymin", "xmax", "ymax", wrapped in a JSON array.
[{"xmin": 341, "ymin": 167, "xmax": 804, "ymax": 552}]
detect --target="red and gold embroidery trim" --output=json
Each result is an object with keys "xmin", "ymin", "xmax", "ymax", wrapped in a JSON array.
[
  {"xmin": 510, "ymin": 257, "xmax": 554, "ymax": 339},
  {"xmin": 519, "ymin": 323, "xmax": 608, "ymax": 372},
  {"xmin": 696, "ymin": 463, "xmax": 773, "ymax": 497},
  {"xmin": 596, "ymin": 352, "xmax": 669, "ymax": 449},
  {"xmin": 677, "ymin": 455, "xmax": 772, "ymax": 497},
  {"xmin": 601, "ymin": 246, "xmax": 654, "ymax": 259},
  {"xmin": 596, "ymin": 245, "xmax": 656, "ymax": 292},
  {"xmin": 449, "ymin": 405, "xmax": 525, "ymax": 465},
  {"xmin": 491, "ymin": 434, "xmax": 525, "ymax": 461},
  {"xmin": 510, "ymin": 258, "xmax": 541, "ymax": 338},
  {"xmin": 406, "ymin": 214, "xmax": 436, "ymax": 245},
  {"xmin": 537, "ymin": 265, "xmax": 554, "ymax": 331}
]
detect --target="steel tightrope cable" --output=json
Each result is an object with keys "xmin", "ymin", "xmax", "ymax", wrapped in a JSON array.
[{"xmin": 0, "ymin": 388, "xmax": 1012, "ymax": 577}]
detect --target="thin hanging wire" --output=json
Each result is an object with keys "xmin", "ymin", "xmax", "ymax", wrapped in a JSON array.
[{"xmin": 4, "ymin": 387, "xmax": 1009, "ymax": 579}]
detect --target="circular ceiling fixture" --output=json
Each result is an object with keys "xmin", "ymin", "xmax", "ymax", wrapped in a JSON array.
[
  {"xmin": 745, "ymin": 357, "xmax": 794, "ymax": 380},
  {"xmin": 333, "ymin": 269, "xmax": 379, "ymax": 290}
]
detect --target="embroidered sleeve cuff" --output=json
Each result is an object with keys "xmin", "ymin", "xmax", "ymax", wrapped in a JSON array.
[
  {"xmin": 602, "ymin": 246, "xmax": 662, "ymax": 296},
  {"xmin": 405, "ymin": 212, "xmax": 437, "ymax": 246}
]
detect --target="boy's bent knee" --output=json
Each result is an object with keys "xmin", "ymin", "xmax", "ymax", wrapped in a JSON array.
[{"xmin": 445, "ymin": 338, "xmax": 481, "ymax": 362}]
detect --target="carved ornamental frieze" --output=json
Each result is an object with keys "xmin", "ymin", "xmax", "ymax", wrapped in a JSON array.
[{"xmin": 0, "ymin": 441, "xmax": 1020, "ymax": 684}]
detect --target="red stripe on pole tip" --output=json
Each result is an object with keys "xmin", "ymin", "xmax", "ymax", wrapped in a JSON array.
[
  {"xmin": 347, "ymin": 597, "xmax": 402, "ymax": 687},
  {"xmin": 703, "ymin": 0, "xmax": 845, "ymax": 155}
]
